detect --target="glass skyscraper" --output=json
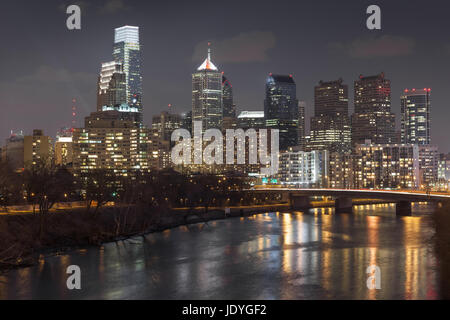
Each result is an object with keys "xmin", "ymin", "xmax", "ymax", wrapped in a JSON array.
[
  {"xmin": 113, "ymin": 26, "xmax": 143, "ymax": 122},
  {"xmin": 222, "ymin": 75, "xmax": 236, "ymax": 118},
  {"xmin": 264, "ymin": 74, "xmax": 299, "ymax": 151},
  {"xmin": 401, "ymin": 88, "xmax": 431, "ymax": 145}
]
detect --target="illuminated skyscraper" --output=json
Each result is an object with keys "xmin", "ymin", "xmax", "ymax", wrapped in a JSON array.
[
  {"xmin": 351, "ymin": 73, "xmax": 396, "ymax": 146},
  {"xmin": 309, "ymin": 79, "xmax": 351, "ymax": 153},
  {"xmin": 401, "ymin": 88, "xmax": 431, "ymax": 145},
  {"xmin": 264, "ymin": 74, "xmax": 299, "ymax": 150},
  {"xmin": 192, "ymin": 45, "xmax": 223, "ymax": 132},
  {"xmin": 113, "ymin": 26, "xmax": 143, "ymax": 121},
  {"xmin": 97, "ymin": 61, "xmax": 127, "ymax": 112}
]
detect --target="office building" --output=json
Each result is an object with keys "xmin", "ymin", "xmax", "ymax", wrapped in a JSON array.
[
  {"xmin": 352, "ymin": 73, "xmax": 396, "ymax": 146},
  {"xmin": 152, "ymin": 111, "xmax": 182, "ymax": 142},
  {"xmin": 192, "ymin": 45, "xmax": 223, "ymax": 132},
  {"xmin": 113, "ymin": 26, "xmax": 143, "ymax": 120},
  {"xmin": 264, "ymin": 74, "xmax": 299, "ymax": 150},
  {"xmin": 401, "ymin": 88, "xmax": 432, "ymax": 145},
  {"xmin": 309, "ymin": 79, "xmax": 351, "ymax": 153}
]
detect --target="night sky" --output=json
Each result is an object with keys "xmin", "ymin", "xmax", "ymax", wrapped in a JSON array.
[{"xmin": 1, "ymin": 0, "xmax": 449, "ymax": 153}]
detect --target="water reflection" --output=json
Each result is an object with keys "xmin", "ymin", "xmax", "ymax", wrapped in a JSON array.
[{"xmin": 0, "ymin": 203, "xmax": 439, "ymax": 300}]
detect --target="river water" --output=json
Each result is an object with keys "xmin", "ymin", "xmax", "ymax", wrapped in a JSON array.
[{"xmin": 0, "ymin": 203, "xmax": 440, "ymax": 300}]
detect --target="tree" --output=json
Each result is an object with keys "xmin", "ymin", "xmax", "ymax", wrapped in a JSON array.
[
  {"xmin": 0, "ymin": 162, "xmax": 23, "ymax": 211},
  {"xmin": 23, "ymin": 158, "xmax": 74, "ymax": 240},
  {"xmin": 83, "ymin": 169, "xmax": 119, "ymax": 215}
]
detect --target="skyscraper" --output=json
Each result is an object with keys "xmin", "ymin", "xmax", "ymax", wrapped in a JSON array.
[
  {"xmin": 222, "ymin": 75, "xmax": 236, "ymax": 118},
  {"xmin": 192, "ymin": 45, "xmax": 223, "ymax": 132},
  {"xmin": 401, "ymin": 88, "xmax": 432, "ymax": 145},
  {"xmin": 351, "ymin": 73, "xmax": 396, "ymax": 146},
  {"xmin": 264, "ymin": 74, "xmax": 299, "ymax": 150},
  {"xmin": 152, "ymin": 111, "xmax": 182, "ymax": 142},
  {"xmin": 97, "ymin": 61, "xmax": 127, "ymax": 112},
  {"xmin": 113, "ymin": 26, "xmax": 143, "ymax": 121},
  {"xmin": 309, "ymin": 79, "xmax": 351, "ymax": 153}
]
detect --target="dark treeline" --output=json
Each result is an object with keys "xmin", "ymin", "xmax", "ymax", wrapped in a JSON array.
[{"xmin": 0, "ymin": 159, "xmax": 281, "ymax": 270}]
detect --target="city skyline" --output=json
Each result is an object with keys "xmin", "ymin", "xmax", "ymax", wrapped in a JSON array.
[{"xmin": 0, "ymin": 0, "xmax": 450, "ymax": 154}]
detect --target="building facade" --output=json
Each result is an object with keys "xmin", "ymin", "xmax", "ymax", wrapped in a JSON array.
[
  {"xmin": 113, "ymin": 26, "xmax": 143, "ymax": 122},
  {"xmin": 309, "ymin": 79, "xmax": 351, "ymax": 153},
  {"xmin": 352, "ymin": 73, "xmax": 396, "ymax": 146},
  {"xmin": 24, "ymin": 129, "xmax": 53, "ymax": 168},
  {"xmin": 278, "ymin": 148, "xmax": 329, "ymax": 187},
  {"xmin": 354, "ymin": 142, "xmax": 420, "ymax": 190},
  {"xmin": 264, "ymin": 74, "xmax": 299, "ymax": 151},
  {"xmin": 152, "ymin": 111, "xmax": 182, "ymax": 142},
  {"xmin": 418, "ymin": 145, "xmax": 438, "ymax": 188},
  {"xmin": 192, "ymin": 46, "xmax": 223, "ymax": 132},
  {"xmin": 401, "ymin": 88, "xmax": 431, "ymax": 145}
]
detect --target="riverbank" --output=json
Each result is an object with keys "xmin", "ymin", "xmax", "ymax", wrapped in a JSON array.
[{"xmin": 0, "ymin": 198, "xmax": 401, "ymax": 272}]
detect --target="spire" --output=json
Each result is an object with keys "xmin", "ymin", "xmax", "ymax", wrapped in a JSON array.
[{"xmin": 197, "ymin": 42, "xmax": 218, "ymax": 71}]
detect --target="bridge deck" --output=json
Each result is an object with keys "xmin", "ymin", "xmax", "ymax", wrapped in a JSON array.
[{"xmin": 253, "ymin": 188, "xmax": 450, "ymax": 202}]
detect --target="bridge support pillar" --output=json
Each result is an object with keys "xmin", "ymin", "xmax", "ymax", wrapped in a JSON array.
[
  {"xmin": 290, "ymin": 195, "xmax": 311, "ymax": 211},
  {"xmin": 396, "ymin": 201, "xmax": 412, "ymax": 216},
  {"xmin": 335, "ymin": 197, "xmax": 353, "ymax": 214}
]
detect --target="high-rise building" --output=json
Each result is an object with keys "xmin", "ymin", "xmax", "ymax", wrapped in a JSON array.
[
  {"xmin": 113, "ymin": 26, "xmax": 143, "ymax": 121},
  {"xmin": 73, "ymin": 111, "xmax": 150, "ymax": 179},
  {"xmin": 152, "ymin": 111, "xmax": 182, "ymax": 142},
  {"xmin": 418, "ymin": 145, "xmax": 438, "ymax": 188},
  {"xmin": 278, "ymin": 147, "xmax": 329, "ymax": 187},
  {"xmin": 264, "ymin": 74, "xmax": 299, "ymax": 150},
  {"xmin": 309, "ymin": 79, "xmax": 351, "ymax": 153},
  {"xmin": 192, "ymin": 45, "xmax": 223, "ymax": 132},
  {"xmin": 352, "ymin": 73, "xmax": 396, "ymax": 146},
  {"xmin": 97, "ymin": 61, "xmax": 127, "ymax": 112},
  {"xmin": 222, "ymin": 75, "xmax": 236, "ymax": 118},
  {"xmin": 354, "ymin": 142, "xmax": 420, "ymax": 190},
  {"xmin": 24, "ymin": 129, "xmax": 53, "ymax": 168},
  {"xmin": 328, "ymin": 152, "xmax": 354, "ymax": 189},
  {"xmin": 401, "ymin": 88, "xmax": 432, "ymax": 145},
  {"xmin": 181, "ymin": 111, "xmax": 193, "ymax": 134}
]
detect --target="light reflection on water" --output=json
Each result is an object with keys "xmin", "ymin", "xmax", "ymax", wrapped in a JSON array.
[{"xmin": 0, "ymin": 203, "xmax": 439, "ymax": 300}]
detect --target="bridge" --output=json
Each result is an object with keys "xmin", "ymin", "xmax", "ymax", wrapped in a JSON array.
[{"xmin": 253, "ymin": 187, "xmax": 450, "ymax": 216}]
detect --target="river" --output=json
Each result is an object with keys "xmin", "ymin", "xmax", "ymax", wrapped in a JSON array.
[{"xmin": 0, "ymin": 203, "xmax": 440, "ymax": 299}]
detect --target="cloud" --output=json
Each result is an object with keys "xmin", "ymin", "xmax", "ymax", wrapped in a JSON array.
[
  {"xmin": 331, "ymin": 35, "xmax": 415, "ymax": 58},
  {"xmin": 192, "ymin": 31, "xmax": 276, "ymax": 64},
  {"xmin": 99, "ymin": 0, "xmax": 131, "ymax": 14}
]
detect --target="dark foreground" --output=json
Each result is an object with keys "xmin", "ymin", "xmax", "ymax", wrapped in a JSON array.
[{"xmin": 0, "ymin": 203, "xmax": 440, "ymax": 300}]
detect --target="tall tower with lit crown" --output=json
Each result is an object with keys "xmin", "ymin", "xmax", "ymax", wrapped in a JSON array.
[
  {"xmin": 113, "ymin": 26, "xmax": 143, "ymax": 122},
  {"xmin": 192, "ymin": 43, "xmax": 223, "ymax": 132}
]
